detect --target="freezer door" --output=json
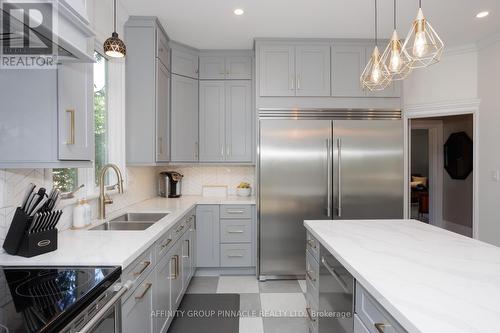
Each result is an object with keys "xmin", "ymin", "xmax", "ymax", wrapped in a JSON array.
[
  {"xmin": 259, "ymin": 120, "xmax": 332, "ymax": 278},
  {"xmin": 333, "ymin": 120, "xmax": 404, "ymax": 219}
]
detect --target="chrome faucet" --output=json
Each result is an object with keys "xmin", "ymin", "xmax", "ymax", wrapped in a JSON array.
[{"xmin": 98, "ymin": 163, "xmax": 124, "ymax": 219}]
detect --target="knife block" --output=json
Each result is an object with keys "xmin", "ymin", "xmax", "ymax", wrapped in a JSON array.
[{"xmin": 2, "ymin": 207, "xmax": 59, "ymax": 257}]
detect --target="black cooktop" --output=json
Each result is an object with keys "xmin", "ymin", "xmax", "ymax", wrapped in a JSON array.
[{"xmin": 0, "ymin": 266, "xmax": 121, "ymax": 333}]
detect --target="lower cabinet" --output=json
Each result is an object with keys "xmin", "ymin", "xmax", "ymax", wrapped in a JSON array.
[
  {"xmin": 154, "ymin": 255, "xmax": 173, "ymax": 333},
  {"xmin": 122, "ymin": 270, "xmax": 155, "ymax": 333},
  {"xmin": 195, "ymin": 205, "xmax": 220, "ymax": 267}
]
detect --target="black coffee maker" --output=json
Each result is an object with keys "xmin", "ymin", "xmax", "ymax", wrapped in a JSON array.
[{"xmin": 159, "ymin": 171, "xmax": 183, "ymax": 198}]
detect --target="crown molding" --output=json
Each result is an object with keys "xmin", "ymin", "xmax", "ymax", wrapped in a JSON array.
[
  {"xmin": 476, "ymin": 31, "xmax": 500, "ymax": 51},
  {"xmin": 404, "ymin": 98, "xmax": 481, "ymax": 118},
  {"xmin": 443, "ymin": 44, "xmax": 477, "ymax": 57}
]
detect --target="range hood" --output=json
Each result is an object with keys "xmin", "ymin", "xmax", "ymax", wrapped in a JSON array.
[{"xmin": 0, "ymin": 1, "xmax": 94, "ymax": 63}]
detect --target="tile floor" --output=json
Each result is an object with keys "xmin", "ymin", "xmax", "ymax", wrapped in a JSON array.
[{"xmin": 185, "ymin": 276, "xmax": 309, "ymax": 333}]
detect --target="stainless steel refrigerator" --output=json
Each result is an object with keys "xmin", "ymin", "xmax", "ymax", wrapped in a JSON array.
[{"xmin": 258, "ymin": 109, "xmax": 404, "ymax": 280}]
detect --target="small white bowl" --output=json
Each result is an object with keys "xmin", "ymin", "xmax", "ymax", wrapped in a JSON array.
[{"xmin": 236, "ymin": 188, "xmax": 251, "ymax": 197}]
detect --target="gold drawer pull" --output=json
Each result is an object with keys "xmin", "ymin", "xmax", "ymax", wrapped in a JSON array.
[
  {"xmin": 305, "ymin": 308, "xmax": 316, "ymax": 322},
  {"xmin": 133, "ymin": 260, "xmax": 151, "ymax": 277},
  {"xmin": 176, "ymin": 224, "xmax": 185, "ymax": 233},
  {"xmin": 306, "ymin": 270, "xmax": 316, "ymax": 282},
  {"xmin": 134, "ymin": 283, "xmax": 152, "ymax": 300},
  {"xmin": 307, "ymin": 239, "xmax": 317, "ymax": 249},
  {"xmin": 375, "ymin": 323, "xmax": 390, "ymax": 333},
  {"xmin": 161, "ymin": 238, "xmax": 172, "ymax": 249},
  {"xmin": 226, "ymin": 209, "xmax": 245, "ymax": 214},
  {"xmin": 65, "ymin": 109, "xmax": 75, "ymax": 145},
  {"xmin": 170, "ymin": 255, "xmax": 179, "ymax": 279},
  {"xmin": 227, "ymin": 254, "xmax": 244, "ymax": 258}
]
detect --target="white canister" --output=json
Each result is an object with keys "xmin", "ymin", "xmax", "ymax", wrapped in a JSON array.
[
  {"xmin": 81, "ymin": 199, "xmax": 91, "ymax": 226},
  {"xmin": 73, "ymin": 199, "xmax": 86, "ymax": 229}
]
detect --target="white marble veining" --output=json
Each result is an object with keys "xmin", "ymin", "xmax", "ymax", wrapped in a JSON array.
[
  {"xmin": 0, "ymin": 195, "xmax": 255, "ymax": 268},
  {"xmin": 304, "ymin": 219, "xmax": 500, "ymax": 333}
]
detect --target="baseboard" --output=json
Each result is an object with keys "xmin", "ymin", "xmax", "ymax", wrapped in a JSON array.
[
  {"xmin": 442, "ymin": 220, "xmax": 473, "ymax": 237},
  {"xmin": 194, "ymin": 267, "xmax": 256, "ymax": 277}
]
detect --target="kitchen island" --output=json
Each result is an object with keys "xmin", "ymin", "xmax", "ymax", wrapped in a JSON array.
[{"xmin": 304, "ymin": 219, "xmax": 500, "ymax": 333}]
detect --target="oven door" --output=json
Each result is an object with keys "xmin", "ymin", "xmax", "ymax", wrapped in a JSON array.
[
  {"xmin": 319, "ymin": 245, "xmax": 354, "ymax": 333},
  {"xmin": 88, "ymin": 302, "xmax": 121, "ymax": 333}
]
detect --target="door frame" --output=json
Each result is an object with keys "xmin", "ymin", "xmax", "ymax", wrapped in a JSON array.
[
  {"xmin": 404, "ymin": 99, "xmax": 480, "ymax": 238},
  {"xmin": 409, "ymin": 120, "xmax": 444, "ymax": 228}
]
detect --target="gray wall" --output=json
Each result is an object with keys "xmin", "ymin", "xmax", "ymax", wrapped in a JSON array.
[
  {"xmin": 411, "ymin": 129, "xmax": 429, "ymax": 178},
  {"xmin": 442, "ymin": 115, "xmax": 473, "ymax": 229}
]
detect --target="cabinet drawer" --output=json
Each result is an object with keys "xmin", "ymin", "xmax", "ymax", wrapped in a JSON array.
[
  {"xmin": 156, "ymin": 230, "xmax": 174, "ymax": 259},
  {"xmin": 305, "ymin": 250, "xmax": 319, "ymax": 302},
  {"xmin": 220, "ymin": 205, "xmax": 252, "ymax": 219},
  {"xmin": 156, "ymin": 29, "xmax": 169, "ymax": 69},
  {"xmin": 122, "ymin": 248, "xmax": 154, "ymax": 299},
  {"xmin": 355, "ymin": 282, "xmax": 407, "ymax": 333},
  {"xmin": 306, "ymin": 232, "xmax": 319, "ymax": 262},
  {"xmin": 220, "ymin": 219, "xmax": 252, "ymax": 243},
  {"xmin": 220, "ymin": 243, "xmax": 252, "ymax": 267},
  {"xmin": 354, "ymin": 314, "xmax": 370, "ymax": 333},
  {"xmin": 172, "ymin": 218, "xmax": 188, "ymax": 240}
]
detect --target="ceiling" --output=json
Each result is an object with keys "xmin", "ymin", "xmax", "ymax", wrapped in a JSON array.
[{"xmin": 120, "ymin": 0, "xmax": 500, "ymax": 49}]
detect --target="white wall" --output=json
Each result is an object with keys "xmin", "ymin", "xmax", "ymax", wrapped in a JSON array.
[
  {"xmin": 403, "ymin": 47, "xmax": 478, "ymax": 107},
  {"xmin": 477, "ymin": 38, "xmax": 500, "ymax": 246}
]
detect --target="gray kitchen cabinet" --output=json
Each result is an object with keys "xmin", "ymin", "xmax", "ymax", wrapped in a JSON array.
[
  {"xmin": 195, "ymin": 205, "xmax": 220, "ymax": 267},
  {"xmin": 154, "ymin": 255, "xmax": 172, "ymax": 333},
  {"xmin": 259, "ymin": 43, "xmax": 330, "ymax": 97},
  {"xmin": 58, "ymin": 63, "xmax": 94, "ymax": 161},
  {"xmin": 199, "ymin": 81, "xmax": 225, "ymax": 162},
  {"xmin": 224, "ymin": 81, "xmax": 253, "ymax": 162},
  {"xmin": 199, "ymin": 80, "xmax": 252, "ymax": 163},
  {"xmin": 170, "ymin": 240, "xmax": 184, "ymax": 309},
  {"xmin": 0, "ymin": 62, "xmax": 94, "ymax": 167},
  {"xmin": 258, "ymin": 44, "xmax": 295, "ymax": 96},
  {"xmin": 181, "ymin": 230, "xmax": 193, "ymax": 288},
  {"xmin": 199, "ymin": 55, "xmax": 252, "ymax": 80},
  {"xmin": 171, "ymin": 74, "xmax": 199, "ymax": 162},
  {"xmin": 295, "ymin": 45, "xmax": 331, "ymax": 96},
  {"xmin": 331, "ymin": 44, "xmax": 367, "ymax": 97},
  {"xmin": 122, "ymin": 270, "xmax": 155, "ymax": 333},
  {"xmin": 199, "ymin": 56, "xmax": 226, "ymax": 80},
  {"xmin": 125, "ymin": 16, "xmax": 171, "ymax": 165},
  {"xmin": 171, "ymin": 47, "xmax": 199, "ymax": 79}
]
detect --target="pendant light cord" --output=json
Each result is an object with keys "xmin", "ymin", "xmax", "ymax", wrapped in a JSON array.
[
  {"xmin": 419, "ymin": 0, "xmax": 422, "ymax": 9},
  {"xmin": 374, "ymin": 0, "xmax": 378, "ymax": 45},
  {"xmin": 113, "ymin": 0, "xmax": 117, "ymax": 33},
  {"xmin": 393, "ymin": 0, "xmax": 397, "ymax": 30}
]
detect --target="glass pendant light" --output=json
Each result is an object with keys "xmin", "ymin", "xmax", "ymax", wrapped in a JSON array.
[
  {"xmin": 381, "ymin": 0, "xmax": 413, "ymax": 80},
  {"xmin": 361, "ymin": 0, "xmax": 392, "ymax": 91},
  {"xmin": 103, "ymin": 0, "xmax": 126, "ymax": 58},
  {"xmin": 402, "ymin": 0, "xmax": 443, "ymax": 68}
]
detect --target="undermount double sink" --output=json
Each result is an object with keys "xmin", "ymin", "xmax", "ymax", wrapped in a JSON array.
[{"xmin": 90, "ymin": 212, "xmax": 168, "ymax": 231}]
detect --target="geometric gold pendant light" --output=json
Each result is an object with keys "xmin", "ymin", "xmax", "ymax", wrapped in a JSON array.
[
  {"xmin": 402, "ymin": 0, "xmax": 444, "ymax": 69},
  {"xmin": 381, "ymin": 0, "xmax": 413, "ymax": 80},
  {"xmin": 361, "ymin": 0, "xmax": 392, "ymax": 91},
  {"xmin": 103, "ymin": 0, "xmax": 126, "ymax": 58}
]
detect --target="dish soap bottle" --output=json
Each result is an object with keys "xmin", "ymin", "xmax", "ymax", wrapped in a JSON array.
[{"xmin": 73, "ymin": 199, "xmax": 86, "ymax": 229}]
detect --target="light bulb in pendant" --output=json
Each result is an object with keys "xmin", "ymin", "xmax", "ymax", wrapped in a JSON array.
[
  {"xmin": 413, "ymin": 30, "xmax": 428, "ymax": 57},
  {"xmin": 389, "ymin": 44, "xmax": 402, "ymax": 73},
  {"xmin": 371, "ymin": 62, "xmax": 382, "ymax": 83}
]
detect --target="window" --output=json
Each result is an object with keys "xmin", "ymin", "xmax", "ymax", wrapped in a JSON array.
[{"xmin": 52, "ymin": 51, "xmax": 110, "ymax": 192}]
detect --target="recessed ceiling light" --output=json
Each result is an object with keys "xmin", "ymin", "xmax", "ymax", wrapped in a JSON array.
[
  {"xmin": 234, "ymin": 8, "xmax": 244, "ymax": 16},
  {"xmin": 476, "ymin": 11, "xmax": 490, "ymax": 18}
]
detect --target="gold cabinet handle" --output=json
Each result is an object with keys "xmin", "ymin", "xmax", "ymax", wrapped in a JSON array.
[
  {"xmin": 176, "ymin": 224, "xmax": 185, "ymax": 233},
  {"xmin": 226, "ymin": 210, "xmax": 245, "ymax": 214},
  {"xmin": 159, "ymin": 137, "xmax": 163, "ymax": 155},
  {"xmin": 307, "ymin": 239, "xmax": 317, "ymax": 249},
  {"xmin": 184, "ymin": 239, "xmax": 190, "ymax": 258},
  {"xmin": 65, "ymin": 109, "xmax": 75, "ymax": 145},
  {"xmin": 170, "ymin": 255, "xmax": 179, "ymax": 279},
  {"xmin": 375, "ymin": 323, "xmax": 390, "ymax": 333},
  {"xmin": 305, "ymin": 308, "xmax": 316, "ymax": 322},
  {"xmin": 227, "ymin": 230, "xmax": 244, "ymax": 234},
  {"xmin": 161, "ymin": 238, "xmax": 172, "ymax": 249},
  {"xmin": 227, "ymin": 254, "xmax": 244, "ymax": 258},
  {"xmin": 134, "ymin": 283, "xmax": 152, "ymax": 300},
  {"xmin": 133, "ymin": 260, "xmax": 151, "ymax": 277}
]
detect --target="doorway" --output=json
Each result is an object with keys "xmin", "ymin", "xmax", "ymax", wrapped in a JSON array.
[{"xmin": 409, "ymin": 114, "xmax": 474, "ymax": 237}]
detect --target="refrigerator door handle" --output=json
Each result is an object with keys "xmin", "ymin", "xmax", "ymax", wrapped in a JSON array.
[
  {"xmin": 337, "ymin": 138, "xmax": 342, "ymax": 217},
  {"xmin": 326, "ymin": 139, "xmax": 332, "ymax": 217}
]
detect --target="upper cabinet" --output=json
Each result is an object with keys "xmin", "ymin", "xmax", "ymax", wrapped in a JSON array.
[
  {"xmin": 199, "ymin": 81, "xmax": 253, "ymax": 163},
  {"xmin": 332, "ymin": 43, "xmax": 400, "ymax": 98},
  {"xmin": 258, "ymin": 43, "xmax": 330, "ymax": 97},
  {"xmin": 199, "ymin": 55, "xmax": 252, "ymax": 80},
  {"xmin": 0, "ymin": 63, "xmax": 93, "ymax": 168},
  {"xmin": 171, "ymin": 74, "xmax": 199, "ymax": 162},
  {"xmin": 171, "ymin": 45, "xmax": 199, "ymax": 79},
  {"xmin": 125, "ymin": 16, "xmax": 171, "ymax": 165}
]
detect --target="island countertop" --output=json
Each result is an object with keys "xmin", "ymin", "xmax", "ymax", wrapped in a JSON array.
[{"xmin": 304, "ymin": 219, "xmax": 500, "ymax": 333}]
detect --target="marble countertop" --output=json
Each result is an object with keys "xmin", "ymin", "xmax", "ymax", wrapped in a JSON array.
[
  {"xmin": 304, "ymin": 219, "xmax": 500, "ymax": 333},
  {"xmin": 0, "ymin": 195, "xmax": 255, "ymax": 268}
]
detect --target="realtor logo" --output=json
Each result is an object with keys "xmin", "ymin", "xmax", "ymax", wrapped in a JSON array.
[{"xmin": 0, "ymin": 0, "xmax": 57, "ymax": 68}]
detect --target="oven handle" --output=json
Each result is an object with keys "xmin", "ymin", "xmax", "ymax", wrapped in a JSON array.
[{"xmin": 77, "ymin": 280, "xmax": 134, "ymax": 333}]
